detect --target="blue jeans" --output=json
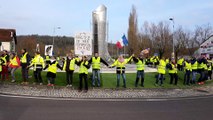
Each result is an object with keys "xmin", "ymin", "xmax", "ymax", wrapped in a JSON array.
[
  {"xmin": 156, "ymin": 74, "xmax": 164, "ymax": 85},
  {"xmin": 11, "ymin": 67, "xmax": 18, "ymax": 81},
  {"xmin": 92, "ymin": 69, "xmax": 100, "ymax": 87},
  {"xmin": 117, "ymin": 73, "xmax": 126, "ymax": 87},
  {"xmin": 192, "ymin": 71, "xmax": 197, "ymax": 83},
  {"xmin": 135, "ymin": 70, "xmax": 144, "ymax": 86}
]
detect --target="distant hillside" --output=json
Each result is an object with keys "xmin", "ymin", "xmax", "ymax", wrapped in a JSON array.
[
  {"xmin": 16, "ymin": 35, "xmax": 119, "ymax": 57},
  {"xmin": 16, "ymin": 35, "xmax": 74, "ymax": 56}
]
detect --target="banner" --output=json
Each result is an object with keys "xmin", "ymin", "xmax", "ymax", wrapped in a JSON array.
[
  {"xmin": 45, "ymin": 45, "xmax": 53, "ymax": 56},
  {"xmin": 74, "ymin": 32, "xmax": 92, "ymax": 55}
]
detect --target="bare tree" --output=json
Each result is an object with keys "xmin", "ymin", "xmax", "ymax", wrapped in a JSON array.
[
  {"xmin": 149, "ymin": 22, "xmax": 171, "ymax": 58},
  {"xmin": 127, "ymin": 5, "xmax": 139, "ymax": 55},
  {"xmin": 193, "ymin": 23, "xmax": 213, "ymax": 46}
]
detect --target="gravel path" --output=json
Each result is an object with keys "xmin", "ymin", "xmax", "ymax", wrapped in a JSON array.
[{"xmin": 0, "ymin": 82, "xmax": 213, "ymax": 99}]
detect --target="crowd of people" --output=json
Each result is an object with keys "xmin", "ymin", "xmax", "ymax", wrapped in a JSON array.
[{"xmin": 0, "ymin": 49, "xmax": 212, "ymax": 92}]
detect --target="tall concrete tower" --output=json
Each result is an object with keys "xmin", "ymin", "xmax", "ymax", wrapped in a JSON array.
[{"xmin": 92, "ymin": 5, "xmax": 110, "ymax": 60}]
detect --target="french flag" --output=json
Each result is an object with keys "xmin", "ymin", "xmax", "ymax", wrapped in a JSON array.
[{"xmin": 116, "ymin": 34, "xmax": 128, "ymax": 49}]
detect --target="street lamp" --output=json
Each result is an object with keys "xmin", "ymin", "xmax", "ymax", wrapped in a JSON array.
[
  {"xmin": 52, "ymin": 27, "xmax": 61, "ymax": 54},
  {"xmin": 169, "ymin": 17, "xmax": 175, "ymax": 58},
  {"xmin": 52, "ymin": 27, "xmax": 61, "ymax": 46}
]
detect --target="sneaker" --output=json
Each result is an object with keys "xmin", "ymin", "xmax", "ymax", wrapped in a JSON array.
[
  {"xmin": 11, "ymin": 80, "xmax": 16, "ymax": 83},
  {"xmin": 39, "ymin": 83, "xmax": 43, "ymax": 85},
  {"xmin": 201, "ymin": 82, "xmax": 205, "ymax": 85},
  {"xmin": 69, "ymin": 84, "xmax": 72, "ymax": 87},
  {"xmin": 33, "ymin": 82, "xmax": 37, "ymax": 85},
  {"xmin": 47, "ymin": 84, "xmax": 51, "ymax": 86},
  {"xmin": 66, "ymin": 85, "xmax": 70, "ymax": 87},
  {"xmin": 51, "ymin": 84, "xmax": 54, "ymax": 87}
]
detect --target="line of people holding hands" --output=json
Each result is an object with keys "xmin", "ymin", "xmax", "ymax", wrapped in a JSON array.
[{"xmin": 1, "ymin": 49, "xmax": 212, "ymax": 92}]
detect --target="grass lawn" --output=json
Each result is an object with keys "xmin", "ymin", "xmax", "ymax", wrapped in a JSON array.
[{"xmin": 4, "ymin": 68, "xmax": 213, "ymax": 89}]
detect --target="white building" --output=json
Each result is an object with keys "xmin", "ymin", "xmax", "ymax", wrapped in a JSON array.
[{"xmin": 199, "ymin": 35, "xmax": 213, "ymax": 58}]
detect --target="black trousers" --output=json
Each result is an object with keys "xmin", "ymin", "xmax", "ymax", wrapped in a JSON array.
[
  {"xmin": 79, "ymin": 73, "xmax": 88, "ymax": 90},
  {"xmin": 34, "ymin": 69, "xmax": 43, "ymax": 83},
  {"xmin": 22, "ymin": 66, "xmax": 28, "ymax": 82},
  {"xmin": 66, "ymin": 70, "xmax": 74, "ymax": 85},
  {"xmin": 184, "ymin": 70, "xmax": 191, "ymax": 85},
  {"xmin": 208, "ymin": 71, "xmax": 212, "ymax": 80},
  {"xmin": 169, "ymin": 73, "xmax": 178, "ymax": 85}
]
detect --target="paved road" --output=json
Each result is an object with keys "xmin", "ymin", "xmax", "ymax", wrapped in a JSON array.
[{"xmin": 0, "ymin": 95, "xmax": 213, "ymax": 120}]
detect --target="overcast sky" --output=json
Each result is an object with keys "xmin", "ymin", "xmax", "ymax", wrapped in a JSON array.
[{"xmin": 1, "ymin": 0, "xmax": 213, "ymax": 43}]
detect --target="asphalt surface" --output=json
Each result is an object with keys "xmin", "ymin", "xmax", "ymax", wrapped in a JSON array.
[{"xmin": 0, "ymin": 95, "xmax": 213, "ymax": 120}]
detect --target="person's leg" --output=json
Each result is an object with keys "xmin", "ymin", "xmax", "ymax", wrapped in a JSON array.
[
  {"xmin": 51, "ymin": 77, "xmax": 55, "ymax": 85},
  {"xmin": 135, "ymin": 71, "xmax": 140, "ymax": 87},
  {"xmin": 97, "ymin": 70, "xmax": 101, "ymax": 87},
  {"xmin": 174, "ymin": 73, "xmax": 178, "ymax": 85},
  {"xmin": 197, "ymin": 69, "xmax": 202, "ymax": 83},
  {"xmin": 66, "ymin": 71, "xmax": 70, "ymax": 85},
  {"xmin": 191, "ymin": 71, "xmax": 196, "ymax": 84},
  {"xmin": 116, "ymin": 74, "xmax": 120, "ymax": 87},
  {"xmin": 79, "ymin": 74, "xmax": 83, "ymax": 91},
  {"xmin": 70, "ymin": 71, "xmax": 73, "ymax": 85},
  {"xmin": 47, "ymin": 77, "xmax": 51, "ymax": 85},
  {"xmin": 156, "ymin": 74, "xmax": 160, "ymax": 85},
  {"xmin": 160, "ymin": 74, "xmax": 164, "ymax": 85},
  {"xmin": 11, "ymin": 68, "xmax": 18, "ymax": 82},
  {"xmin": 208, "ymin": 71, "xmax": 212, "ymax": 80},
  {"xmin": 34, "ymin": 71, "xmax": 38, "ymax": 83},
  {"xmin": 121, "ymin": 73, "xmax": 126, "ymax": 88},
  {"xmin": 84, "ymin": 74, "xmax": 88, "ymax": 91},
  {"xmin": 186, "ymin": 71, "xmax": 191, "ymax": 85},
  {"xmin": 141, "ymin": 71, "xmax": 144, "ymax": 87},
  {"xmin": 169, "ymin": 73, "xmax": 173, "ymax": 84},
  {"xmin": 37, "ymin": 70, "xmax": 43, "ymax": 84},
  {"xmin": 184, "ymin": 71, "xmax": 187, "ymax": 85},
  {"xmin": 92, "ymin": 70, "xmax": 96, "ymax": 87}
]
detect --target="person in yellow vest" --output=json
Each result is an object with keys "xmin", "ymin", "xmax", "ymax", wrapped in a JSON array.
[
  {"xmin": 28, "ymin": 51, "xmax": 45, "ymax": 85},
  {"xmin": 191, "ymin": 57, "xmax": 198, "ymax": 84},
  {"xmin": 63, "ymin": 52, "xmax": 78, "ymax": 87},
  {"xmin": 44, "ymin": 56, "xmax": 62, "ymax": 87},
  {"xmin": 88, "ymin": 52, "xmax": 109, "ymax": 87},
  {"xmin": 0, "ymin": 56, "xmax": 3, "ymax": 79},
  {"xmin": 177, "ymin": 57, "xmax": 184, "ymax": 71},
  {"xmin": 155, "ymin": 57, "xmax": 166, "ymax": 86},
  {"xmin": 20, "ymin": 49, "xmax": 31, "ymax": 85},
  {"xmin": 197, "ymin": 55, "xmax": 207, "ymax": 85},
  {"xmin": 110, "ymin": 54, "xmax": 133, "ymax": 88},
  {"xmin": 45, "ymin": 55, "xmax": 51, "ymax": 65},
  {"xmin": 207, "ymin": 58, "xmax": 212, "ymax": 80},
  {"xmin": 132, "ymin": 54, "xmax": 145, "ymax": 87},
  {"xmin": 183, "ymin": 58, "xmax": 192, "ymax": 85},
  {"xmin": 8, "ymin": 52, "xmax": 21, "ymax": 83},
  {"xmin": 167, "ymin": 58, "xmax": 178, "ymax": 85},
  {"xmin": 76, "ymin": 56, "xmax": 90, "ymax": 92},
  {"xmin": 1, "ymin": 50, "xmax": 9, "ymax": 81}
]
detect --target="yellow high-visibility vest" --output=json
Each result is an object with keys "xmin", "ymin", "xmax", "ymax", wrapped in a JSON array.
[
  {"xmin": 48, "ymin": 62, "xmax": 58, "ymax": 74},
  {"xmin": 168, "ymin": 63, "xmax": 177, "ymax": 74},
  {"xmin": 79, "ymin": 61, "xmax": 89, "ymax": 74},
  {"xmin": 21, "ymin": 52, "xmax": 28, "ymax": 63},
  {"xmin": 158, "ymin": 59, "xmax": 166, "ymax": 74},
  {"xmin": 92, "ymin": 57, "xmax": 101, "ymax": 69},
  {"xmin": 136, "ymin": 59, "xmax": 145, "ymax": 70},
  {"xmin": 10, "ymin": 57, "xmax": 18, "ymax": 66}
]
